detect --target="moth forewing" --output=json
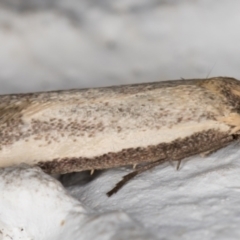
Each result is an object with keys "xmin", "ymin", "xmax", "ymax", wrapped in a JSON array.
[{"xmin": 0, "ymin": 77, "xmax": 240, "ymax": 194}]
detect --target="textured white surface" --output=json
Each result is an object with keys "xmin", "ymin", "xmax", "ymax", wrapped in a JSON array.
[
  {"xmin": 1, "ymin": 145, "xmax": 240, "ymax": 239},
  {"xmin": 0, "ymin": 165, "xmax": 151, "ymax": 240},
  {"xmin": 70, "ymin": 144, "xmax": 240, "ymax": 240},
  {"xmin": 0, "ymin": 0, "xmax": 240, "ymax": 239}
]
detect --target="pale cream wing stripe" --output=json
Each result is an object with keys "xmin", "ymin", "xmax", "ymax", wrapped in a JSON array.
[{"xmin": 0, "ymin": 77, "xmax": 239, "ymax": 174}]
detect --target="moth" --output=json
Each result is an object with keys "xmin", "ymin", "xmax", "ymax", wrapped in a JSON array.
[{"xmin": 0, "ymin": 77, "xmax": 240, "ymax": 196}]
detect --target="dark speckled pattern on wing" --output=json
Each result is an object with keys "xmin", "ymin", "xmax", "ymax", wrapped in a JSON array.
[{"xmin": 0, "ymin": 77, "xmax": 240, "ymax": 176}]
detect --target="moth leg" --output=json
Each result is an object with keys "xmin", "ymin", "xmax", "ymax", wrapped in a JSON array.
[
  {"xmin": 200, "ymin": 149, "xmax": 216, "ymax": 157},
  {"xmin": 176, "ymin": 160, "xmax": 181, "ymax": 170},
  {"xmin": 107, "ymin": 158, "xmax": 166, "ymax": 197},
  {"xmin": 167, "ymin": 159, "xmax": 181, "ymax": 170},
  {"xmin": 107, "ymin": 135, "xmax": 235, "ymax": 197}
]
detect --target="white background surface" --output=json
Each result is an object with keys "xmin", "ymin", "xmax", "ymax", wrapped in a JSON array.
[{"xmin": 1, "ymin": 0, "xmax": 240, "ymax": 239}]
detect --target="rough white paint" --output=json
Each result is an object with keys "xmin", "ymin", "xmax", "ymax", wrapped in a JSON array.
[
  {"xmin": 0, "ymin": 165, "xmax": 151, "ymax": 240},
  {"xmin": 1, "ymin": 145, "xmax": 240, "ymax": 239}
]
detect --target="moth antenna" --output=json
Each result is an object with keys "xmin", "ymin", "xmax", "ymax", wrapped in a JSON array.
[
  {"xmin": 107, "ymin": 159, "xmax": 166, "ymax": 197},
  {"xmin": 206, "ymin": 61, "xmax": 217, "ymax": 79},
  {"xmin": 107, "ymin": 170, "xmax": 139, "ymax": 197}
]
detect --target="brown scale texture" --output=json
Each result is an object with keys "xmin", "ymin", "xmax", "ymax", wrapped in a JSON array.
[
  {"xmin": 38, "ymin": 129, "xmax": 234, "ymax": 174},
  {"xmin": 0, "ymin": 77, "xmax": 234, "ymax": 146},
  {"xmin": 1, "ymin": 77, "xmax": 240, "ymax": 173}
]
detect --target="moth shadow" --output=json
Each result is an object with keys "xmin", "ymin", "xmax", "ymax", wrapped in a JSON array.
[{"xmin": 59, "ymin": 170, "xmax": 104, "ymax": 188}]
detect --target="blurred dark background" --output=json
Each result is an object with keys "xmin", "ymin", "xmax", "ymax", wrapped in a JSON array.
[{"xmin": 0, "ymin": 0, "xmax": 239, "ymax": 93}]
